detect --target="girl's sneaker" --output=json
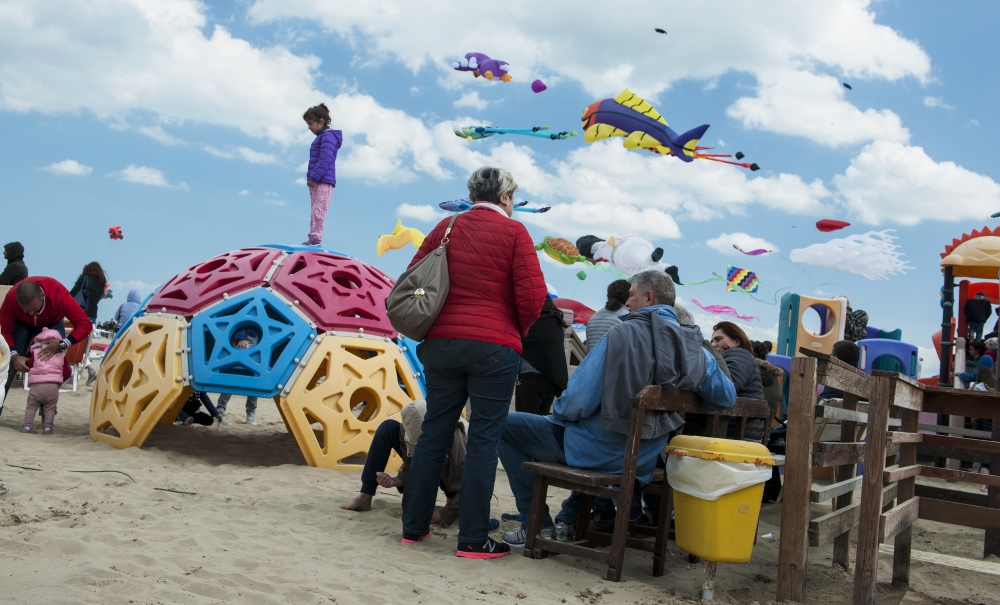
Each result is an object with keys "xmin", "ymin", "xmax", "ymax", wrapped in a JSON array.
[
  {"xmin": 20, "ymin": 427, "xmax": 31, "ymax": 433},
  {"xmin": 456, "ymin": 537, "xmax": 510, "ymax": 559},
  {"xmin": 301, "ymin": 239, "xmax": 321, "ymax": 246},
  {"xmin": 42, "ymin": 428, "xmax": 54, "ymax": 435}
]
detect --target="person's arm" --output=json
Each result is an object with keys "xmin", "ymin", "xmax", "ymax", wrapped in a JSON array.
[
  {"xmin": 697, "ymin": 350, "xmax": 737, "ymax": 411},
  {"xmin": 0, "ymin": 335, "xmax": 9, "ymax": 408},
  {"xmin": 551, "ymin": 336, "xmax": 606, "ymax": 423},
  {"xmin": 308, "ymin": 132, "xmax": 338, "ymax": 183},
  {"xmin": 199, "ymin": 392, "xmax": 220, "ymax": 418},
  {"xmin": 0, "ymin": 293, "xmax": 15, "ymax": 350},
  {"xmin": 69, "ymin": 275, "xmax": 83, "ymax": 297},
  {"xmin": 0, "ymin": 265, "xmax": 17, "ymax": 286},
  {"xmin": 510, "ymin": 225, "xmax": 546, "ymax": 336}
]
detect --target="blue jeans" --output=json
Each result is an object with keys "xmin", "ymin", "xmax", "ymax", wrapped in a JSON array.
[
  {"xmin": 402, "ymin": 344, "xmax": 519, "ymax": 543},
  {"xmin": 216, "ymin": 393, "xmax": 258, "ymax": 414},
  {"xmin": 4, "ymin": 320, "xmax": 66, "ymax": 397},
  {"xmin": 498, "ymin": 412, "xmax": 569, "ymax": 530}
]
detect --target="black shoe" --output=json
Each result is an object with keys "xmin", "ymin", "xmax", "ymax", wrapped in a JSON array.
[{"xmin": 455, "ymin": 537, "xmax": 510, "ymax": 559}]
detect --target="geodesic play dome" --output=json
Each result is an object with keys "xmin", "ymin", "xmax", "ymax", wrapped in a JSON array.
[{"xmin": 90, "ymin": 244, "xmax": 425, "ymax": 470}]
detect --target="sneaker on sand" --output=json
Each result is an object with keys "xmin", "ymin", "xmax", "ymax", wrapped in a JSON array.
[
  {"xmin": 401, "ymin": 532, "xmax": 430, "ymax": 545},
  {"xmin": 20, "ymin": 427, "xmax": 31, "ymax": 433},
  {"xmin": 86, "ymin": 368, "xmax": 98, "ymax": 386},
  {"xmin": 488, "ymin": 518, "xmax": 500, "ymax": 532},
  {"xmin": 43, "ymin": 428, "xmax": 54, "ymax": 435},
  {"xmin": 245, "ymin": 412, "xmax": 257, "ymax": 425},
  {"xmin": 219, "ymin": 412, "xmax": 230, "ymax": 425},
  {"xmin": 555, "ymin": 521, "xmax": 576, "ymax": 542},
  {"xmin": 456, "ymin": 538, "xmax": 510, "ymax": 559},
  {"xmin": 502, "ymin": 526, "xmax": 553, "ymax": 548}
]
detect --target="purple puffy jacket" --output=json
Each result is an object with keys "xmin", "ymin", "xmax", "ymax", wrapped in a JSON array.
[{"xmin": 307, "ymin": 128, "xmax": 343, "ymax": 186}]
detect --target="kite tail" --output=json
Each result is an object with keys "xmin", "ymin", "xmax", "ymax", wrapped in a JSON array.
[{"xmin": 748, "ymin": 283, "xmax": 794, "ymax": 306}]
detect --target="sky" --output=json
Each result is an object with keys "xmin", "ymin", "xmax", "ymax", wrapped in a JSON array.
[{"xmin": 2, "ymin": 0, "xmax": 998, "ymax": 378}]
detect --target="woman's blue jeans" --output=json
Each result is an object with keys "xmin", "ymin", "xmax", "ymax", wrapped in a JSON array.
[{"xmin": 402, "ymin": 344, "xmax": 519, "ymax": 544}]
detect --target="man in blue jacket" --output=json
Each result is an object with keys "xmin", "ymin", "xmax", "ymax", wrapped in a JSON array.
[{"xmin": 498, "ymin": 269, "xmax": 736, "ymax": 546}]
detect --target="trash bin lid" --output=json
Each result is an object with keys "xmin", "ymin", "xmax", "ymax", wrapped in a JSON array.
[{"xmin": 665, "ymin": 435, "xmax": 774, "ymax": 466}]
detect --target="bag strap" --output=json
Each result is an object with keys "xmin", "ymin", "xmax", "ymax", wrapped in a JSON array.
[{"xmin": 439, "ymin": 213, "xmax": 460, "ymax": 248}]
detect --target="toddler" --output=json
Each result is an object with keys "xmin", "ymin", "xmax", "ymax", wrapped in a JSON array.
[
  {"xmin": 302, "ymin": 103, "xmax": 343, "ymax": 246},
  {"xmin": 22, "ymin": 327, "xmax": 65, "ymax": 434}
]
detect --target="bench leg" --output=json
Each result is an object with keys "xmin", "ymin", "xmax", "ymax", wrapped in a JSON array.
[
  {"xmin": 576, "ymin": 493, "xmax": 594, "ymax": 542},
  {"xmin": 525, "ymin": 474, "xmax": 550, "ymax": 559},
  {"xmin": 606, "ymin": 481, "xmax": 637, "ymax": 582},
  {"xmin": 653, "ymin": 485, "xmax": 672, "ymax": 577}
]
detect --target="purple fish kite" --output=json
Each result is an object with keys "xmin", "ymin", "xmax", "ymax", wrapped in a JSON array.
[
  {"xmin": 691, "ymin": 298, "xmax": 756, "ymax": 322},
  {"xmin": 733, "ymin": 244, "xmax": 771, "ymax": 256}
]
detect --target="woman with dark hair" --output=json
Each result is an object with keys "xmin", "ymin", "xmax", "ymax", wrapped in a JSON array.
[
  {"xmin": 711, "ymin": 321, "xmax": 766, "ymax": 441},
  {"xmin": 401, "ymin": 166, "xmax": 546, "ymax": 559},
  {"xmin": 516, "ymin": 296, "xmax": 569, "ymax": 415},
  {"xmin": 70, "ymin": 261, "xmax": 107, "ymax": 385},
  {"xmin": 960, "ymin": 340, "xmax": 994, "ymax": 387},
  {"xmin": 585, "ymin": 279, "xmax": 630, "ymax": 351},
  {"xmin": 751, "ymin": 340, "xmax": 783, "ymax": 419}
]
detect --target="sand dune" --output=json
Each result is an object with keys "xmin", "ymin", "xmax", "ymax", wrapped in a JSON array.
[{"xmin": 1, "ymin": 386, "xmax": 999, "ymax": 604}]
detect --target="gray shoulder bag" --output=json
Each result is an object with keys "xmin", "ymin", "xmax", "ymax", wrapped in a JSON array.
[{"xmin": 386, "ymin": 213, "xmax": 460, "ymax": 341}]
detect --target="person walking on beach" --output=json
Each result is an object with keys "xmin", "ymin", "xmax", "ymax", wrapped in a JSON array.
[
  {"xmin": 21, "ymin": 327, "xmax": 66, "ymax": 434},
  {"xmin": 0, "ymin": 242, "xmax": 28, "ymax": 286},
  {"xmin": 302, "ymin": 103, "xmax": 343, "ymax": 246},
  {"xmin": 69, "ymin": 262, "xmax": 107, "ymax": 385},
  {"xmin": 400, "ymin": 167, "xmax": 546, "ymax": 559}
]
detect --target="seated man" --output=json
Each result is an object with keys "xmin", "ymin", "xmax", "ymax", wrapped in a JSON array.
[
  {"xmin": 498, "ymin": 269, "xmax": 736, "ymax": 546},
  {"xmin": 1, "ymin": 278, "xmax": 93, "ymax": 398},
  {"xmin": 341, "ymin": 400, "xmax": 466, "ymax": 528}
]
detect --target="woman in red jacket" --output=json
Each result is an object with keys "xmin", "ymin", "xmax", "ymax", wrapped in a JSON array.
[{"xmin": 401, "ymin": 167, "xmax": 546, "ymax": 559}]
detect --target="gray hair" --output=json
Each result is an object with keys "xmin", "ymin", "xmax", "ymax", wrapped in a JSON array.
[
  {"xmin": 467, "ymin": 167, "xmax": 518, "ymax": 205},
  {"xmin": 674, "ymin": 303, "xmax": 694, "ymax": 324},
  {"xmin": 631, "ymin": 269, "xmax": 676, "ymax": 307}
]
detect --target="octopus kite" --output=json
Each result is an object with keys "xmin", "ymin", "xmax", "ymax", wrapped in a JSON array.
[
  {"xmin": 108, "ymin": 225, "xmax": 123, "ymax": 240},
  {"xmin": 453, "ymin": 53, "xmax": 511, "ymax": 82},
  {"xmin": 582, "ymin": 89, "xmax": 760, "ymax": 170}
]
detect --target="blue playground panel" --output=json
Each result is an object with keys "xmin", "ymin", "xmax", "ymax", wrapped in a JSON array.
[
  {"xmin": 258, "ymin": 243, "xmax": 352, "ymax": 258},
  {"xmin": 397, "ymin": 336, "xmax": 426, "ymax": 398},
  {"xmin": 103, "ymin": 291, "xmax": 156, "ymax": 360},
  {"xmin": 858, "ymin": 338, "xmax": 918, "ymax": 379},
  {"xmin": 188, "ymin": 289, "xmax": 316, "ymax": 398}
]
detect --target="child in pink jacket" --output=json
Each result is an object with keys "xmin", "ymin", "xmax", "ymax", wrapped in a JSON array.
[{"xmin": 22, "ymin": 327, "xmax": 65, "ymax": 434}]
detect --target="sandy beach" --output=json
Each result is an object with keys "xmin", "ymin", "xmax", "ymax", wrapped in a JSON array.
[{"xmin": 1, "ymin": 385, "xmax": 999, "ymax": 605}]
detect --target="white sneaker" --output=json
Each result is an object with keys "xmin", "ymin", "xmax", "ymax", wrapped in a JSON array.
[
  {"xmin": 502, "ymin": 526, "xmax": 552, "ymax": 548},
  {"xmin": 245, "ymin": 412, "xmax": 257, "ymax": 425},
  {"xmin": 219, "ymin": 412, "xmax": 230, "ymax": 425}
]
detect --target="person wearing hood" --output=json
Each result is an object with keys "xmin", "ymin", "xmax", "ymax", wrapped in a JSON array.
[
  {"xmin": 341, "ymin": 400, "xmax": 467, "ymax": 528},
  {"xmin": 113, "ymin": 289, "xmax": 143, "ymax": 328},
  {"xmin": 497, "ymin": 269, "xmax": 736, "ymax": 547},
  {"xmin": 965, "ymin": 291, "xmax": 994, "ymax": 342},
  {"xmin": 0, "ymin": 242, "xmax": 27, "ymax": 286},
  {"xmin": 21, "ymin": 327, "xmax": 66, "ymax": 434},
  {"xmin": 516, "ymin": 296, "xmax": 569, "ymax": 415}
]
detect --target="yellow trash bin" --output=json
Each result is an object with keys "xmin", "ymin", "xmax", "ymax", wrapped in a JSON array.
[{"xmin": 665, "ymin": 435, "xmax": 774, "ymax": 564}]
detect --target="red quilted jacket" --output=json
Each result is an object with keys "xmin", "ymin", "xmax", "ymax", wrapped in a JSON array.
[{"xmin": 408, "ymin": 205, "xmax": 546, "ymax": 354}]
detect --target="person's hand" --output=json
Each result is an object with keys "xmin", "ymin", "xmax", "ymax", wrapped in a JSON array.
[
  {"xmin": 375, "ymin": 472, "xmax": 403, "ymax": 489},
  {"xmin": 235, "ymin": 340, "xmax": 249, "ymax": 350},
  {"xmin": 307, "ymin": 180, "xmax": 316, "ymax": 187},
  {"xmin": 12, "ymin": 355, "xmax": 29, "ymax": 374},
  {"xmin": 37, "ymin": 339, "xmax": 61, "ymax": 361}
]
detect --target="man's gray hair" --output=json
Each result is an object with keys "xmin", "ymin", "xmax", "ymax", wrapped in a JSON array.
[
  {"xmin": 674, "ymin": 303, "xmax": 694, "ymax": 324},
  {"xmin": 631, "ymin": 269, "xmax": 676, "ymax": 307},
  {"xmin": 467, "ymin": 167, "xmax": 519, "ymax": 205},
  {"xmin": 15, "ymin": 280, "xmax": 42, "ymax": 305}
]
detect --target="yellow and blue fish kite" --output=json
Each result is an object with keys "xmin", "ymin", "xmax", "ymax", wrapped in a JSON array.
[{"xmin": 376, "ymin": 220, "xmax": 426, "ymax": 256}]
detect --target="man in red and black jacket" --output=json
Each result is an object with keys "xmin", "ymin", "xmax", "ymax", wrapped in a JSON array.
[{"xmin": 2, "ymin": 277, "xmax": 93, "ymax": 396}]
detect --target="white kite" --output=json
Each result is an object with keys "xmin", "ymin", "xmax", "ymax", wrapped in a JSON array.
[{"xmin": 789, "ymin": 230, "xmax": 911, "ymax": 280}]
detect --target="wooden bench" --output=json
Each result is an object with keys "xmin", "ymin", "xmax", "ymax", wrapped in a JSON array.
[{"xmin": 521, "ymin": 386, "xmax": 771, "ymax": 582}]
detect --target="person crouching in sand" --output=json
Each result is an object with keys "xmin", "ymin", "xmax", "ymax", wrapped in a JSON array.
[{"xmin": 342, "ymin": 400, "xmax": 465, "ymax": 527}]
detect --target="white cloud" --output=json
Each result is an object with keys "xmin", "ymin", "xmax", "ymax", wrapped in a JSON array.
[
  {"xmin": 135, "ymin": 125, "xmax": 186, "ymax": 146},
  {"xmin": 923, "ymin": 96, "xmax": 954, "ymax": 110},
  {"xmin": 453, "ymin": 91, "xmax": 487, "ymax": 110},
  {"xmin": 110, "ymin": 280, "xmax": 156, "ymax": 299},
  {"xmin": 238, "ymin": 189, "xmax": 250, "ymax": 195},
  {"xmin": 833, "ymin": 141, "xmax": 1000, "ymax": 225},
  {"xmin": 264, "ymin": 198, "xmax": 288, "ymax": 206},
  {"xmin": 42, "ymin": 159, "xmax": 91, "ymax": 176},
  {"xmin": 295, "ymin": 177, "xmax": 306, "ymax": 185},
  {"xmin": 236, "ymin": 147, "xmax": 278, "ymax": 164},
  {"xmin": 202, "ymin": 145, "xmax": 235, "ymax": 159},
  {"xmin": 706, "ymin": 232, "xmax": 779, "ymax": 256},
  {"xmin": 970, "ymin": 119, "xmax": 980, "ymax": 126},
  {"xmin": 250, "ymin": 0, "xmax": 930, "ymax": 147},
  {"xmin": 396, "ymin": 203, "xmax": 444, "ymax": 223},
  {"xmin": 110, "ymin": 165, "xmax": 187, "ymax": 190}
]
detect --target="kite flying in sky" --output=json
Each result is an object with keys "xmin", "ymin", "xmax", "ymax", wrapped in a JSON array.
[
  {"xmin": 440, "ymin": 199, "xmax": 550, "ymax": 213},
  {"xmin": 790, "ymin": 230, "xmax": 911, "ymax": 280},
  {"xmin": 108, "ymin": 225, "xmax": 123, "ymax": 240},
  {"xmin": 733, "ymin": 245, "xmax": 770, "ymax": 256},
  {"xmin": 531, "ymin": 80, "xmax": 547, "ymax": 93},
  {"xmin": 582, "ymin": 89, "xmax": 760, "ymax": 170},
  {"xmin": 376, "ymin": 220, "xmax": 425, "ymax": 256},
  {"xmin": 454, "ymin": 125, "xmax": 577, "ymax": 141},
  {"xmin": 453, "ymin": 53, "xmax": 511, "ymax": 82},
  {"xmin": 816, "ymin": 219, "xmax": 851, "ymax": 232},
  {"xmin": 691, "ymin": 299, "xmax": 756, "ymax": 322}
]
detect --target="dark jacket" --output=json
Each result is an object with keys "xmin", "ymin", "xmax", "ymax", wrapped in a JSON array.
[
  {"xmin": 966, "ymin": 297, "xmax": 993, "ymax": 324},
  {"xmin": 723, "ymin": 347, "xmax": 766, "ymax": 442},
  {"xmin": 520, "ymin": 311, "xmax": 569, "ymax": 391},
  {"xmin": 408, "ymin": 205, "xmax": 546, "ymax": 353},
  {"xmin": 70, "ymin": 273, "xmax": 103, "ymax": 319},
  {"xmin": 0, "ymin": 242, "xmax": 27, "ymax": 286},
  {"xmin": 757, "ymin": 358, "xmax": 784, "ymax": 418},
  {"xmin": 307, "ymin": 127, "xmax": 343, "ymax": 186}
]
